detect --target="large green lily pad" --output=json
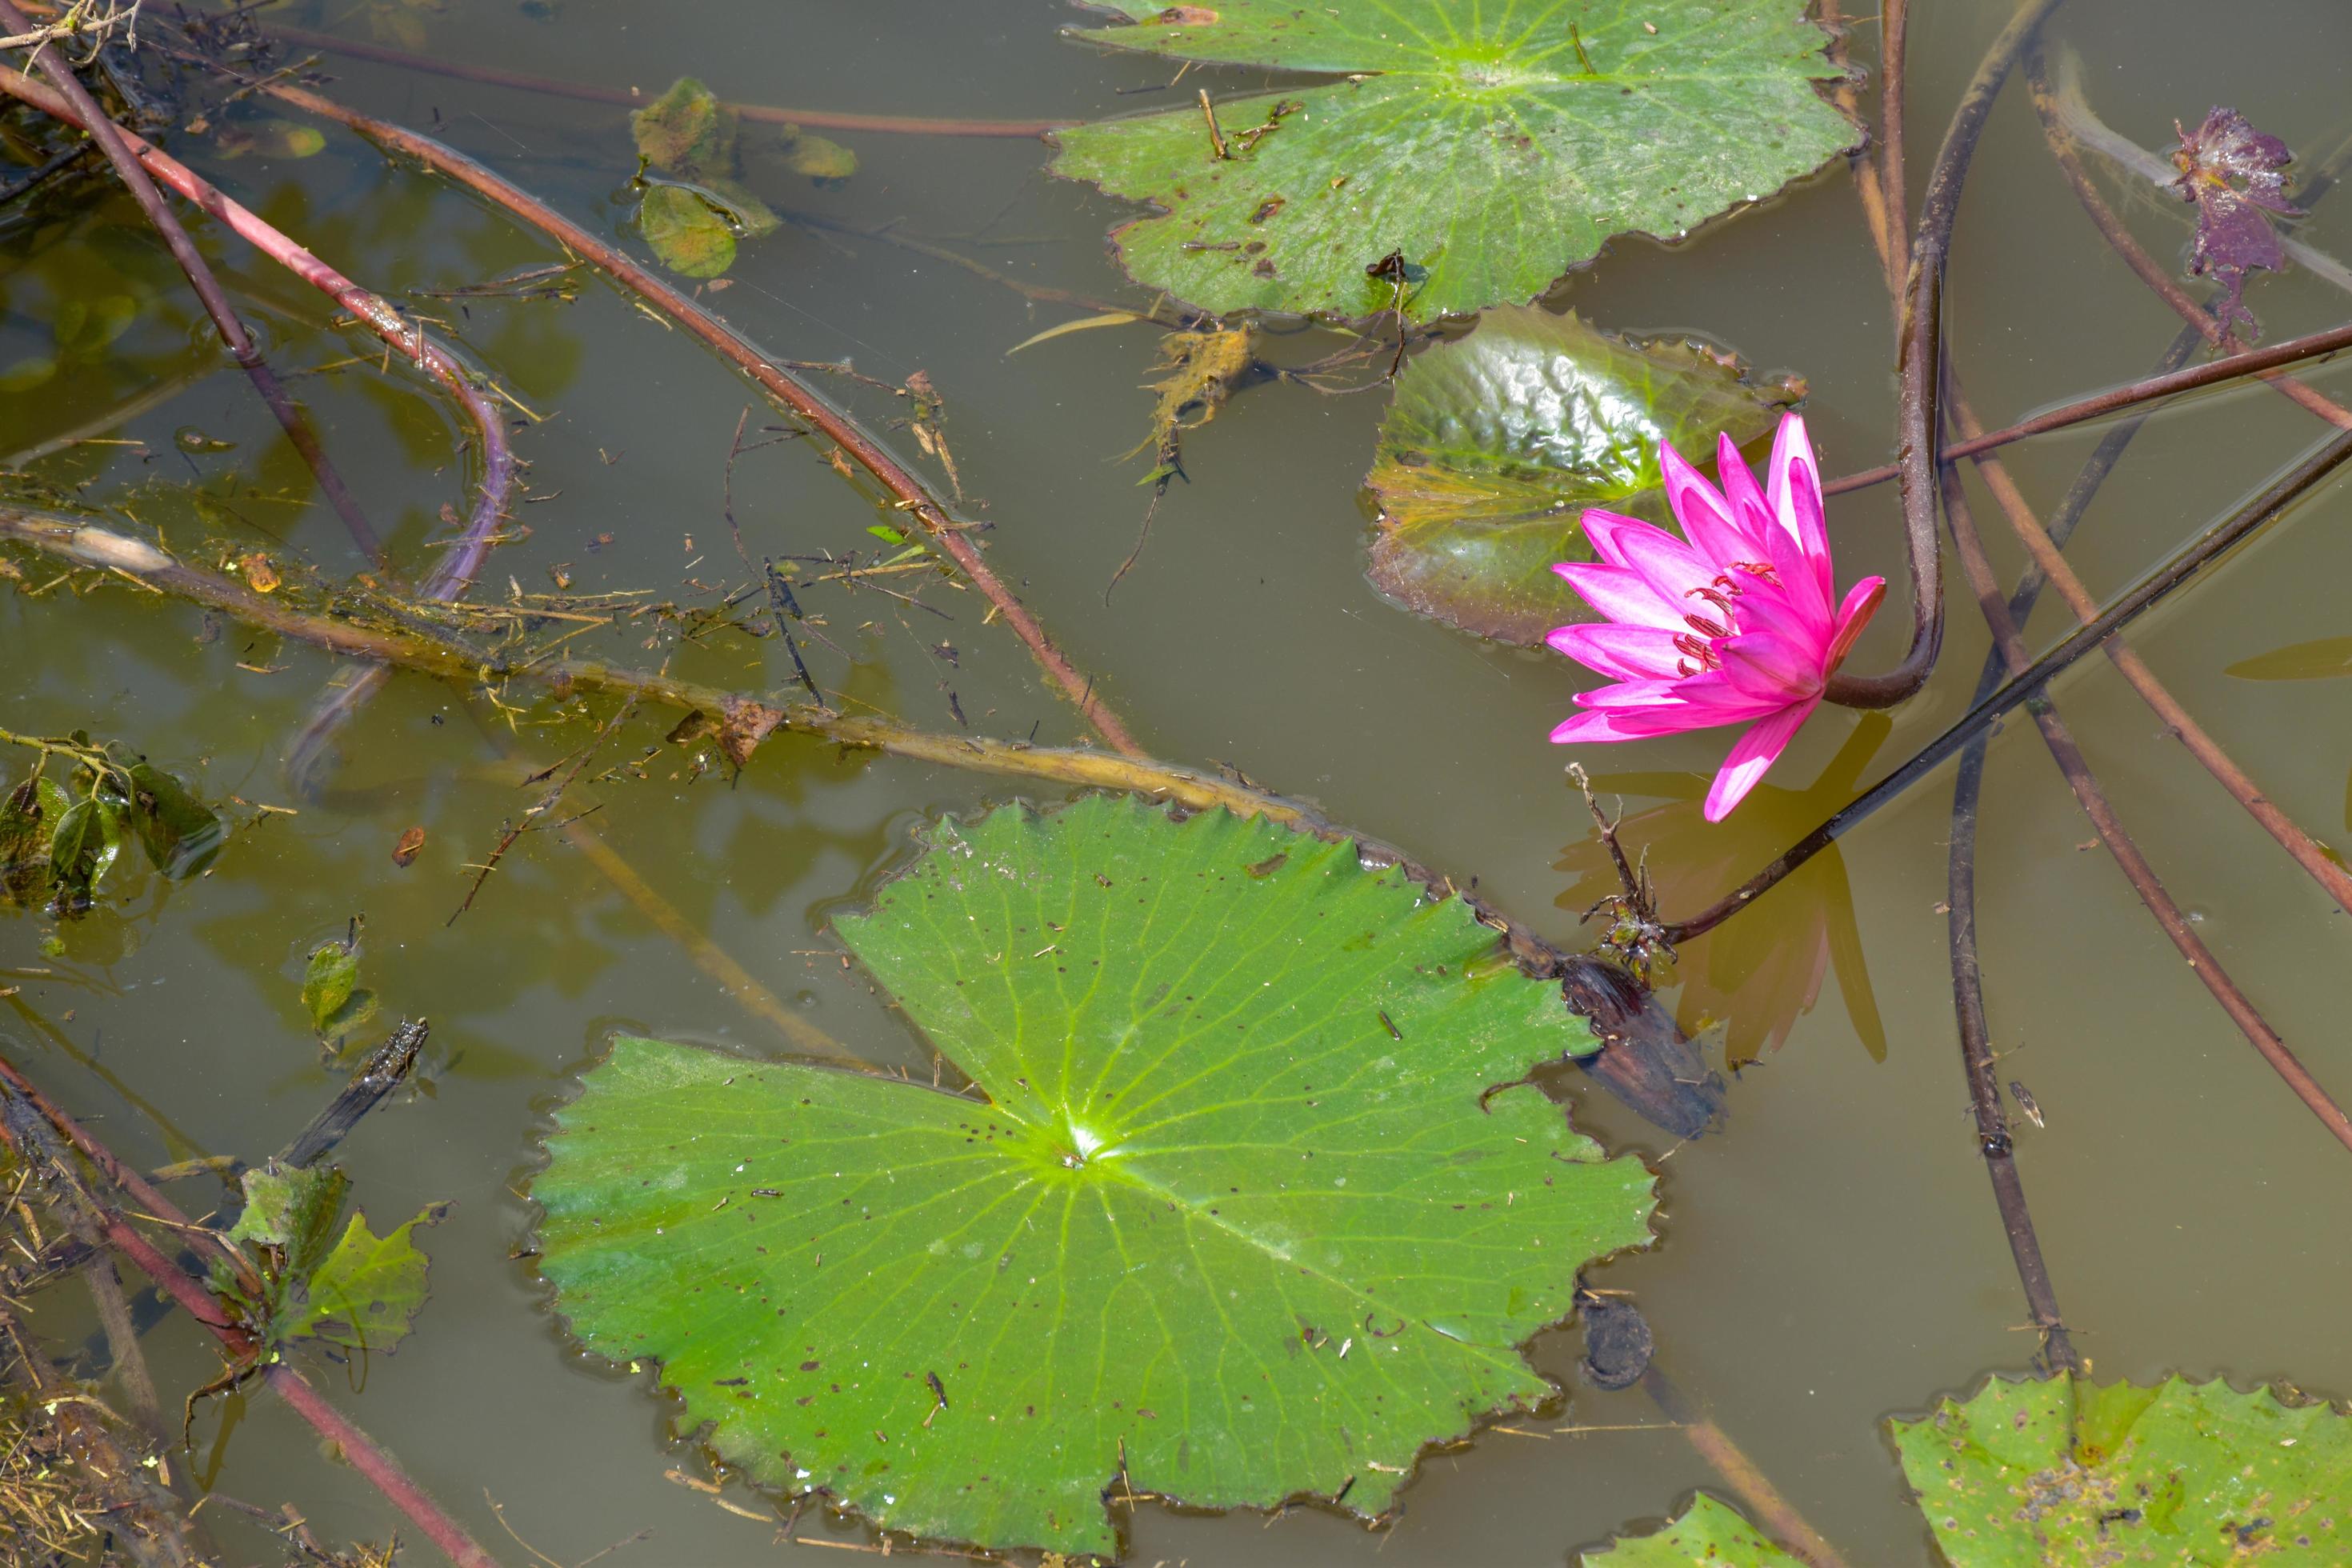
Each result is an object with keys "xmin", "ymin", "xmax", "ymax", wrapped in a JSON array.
[
  {"xmin": 534, "ymin": 795, "xmax": 1652, "ymax": 1557},
  {"xmin": 1050, "ymin": 0, "xmax": 1860, "ymax": 321},
  {"xmin": 1891, "ymin": 1373, "xmax": 2352, "ymax": 1564},
  {"xmin": 1364, "ymin": 306, "xmax": 1802, "ymax": 644}
]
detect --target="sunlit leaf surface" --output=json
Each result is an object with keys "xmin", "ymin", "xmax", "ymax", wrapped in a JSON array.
[
  {"xmin": 1050, "ymin": 0, "xmax": 1859, "ymax": 319},
  {"xmin": 1364, "ymin": 306, "xmax": 1802, "ymax": 644},
  {"xmin": 535, "ymin": 795, "xmax": 1651, "ymax": 1556},
  {"xmin": 1890, "ymin": 1373, "xmax": 2352, "ymax": 1565}
]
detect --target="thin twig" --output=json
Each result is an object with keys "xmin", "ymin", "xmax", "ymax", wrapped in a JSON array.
[{"xmin": 450, "ymin": 698, "xmax": 637, "ymax": 924}]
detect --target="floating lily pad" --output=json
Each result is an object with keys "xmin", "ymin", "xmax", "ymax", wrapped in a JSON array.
[
  {"xmin": 1579, "ymin": 1492, "xmax": 1802, "ymax": 1566},
  {"xmin": 534, "ymin": 795, "xmax": 1650, "ymax": 1557},
  {"xmin": 1362, "ymin": 306, "xmax": 1802, "ymax": 644},
  {"xmin": 1586, "ymin": 1372, "xmax": 2352, "ymax": 1564},
  {"xmin": 1890, "ymin": 1372, "xmax": 2352, "ymax": 1565},
  {"xmin": 1050, "ymin": 0, "xmax": 1860, "ymax": 320}
]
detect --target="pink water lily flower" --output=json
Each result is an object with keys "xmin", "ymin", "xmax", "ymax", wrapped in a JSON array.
[{"xmin": 1547, "ymin": 412, "xmax": 1884, "ymax": 822}]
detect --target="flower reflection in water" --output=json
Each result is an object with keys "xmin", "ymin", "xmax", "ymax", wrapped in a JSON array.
[{"xmin": 1556, "ymin": 714, "xmax": 1891, "ymax": 1070}]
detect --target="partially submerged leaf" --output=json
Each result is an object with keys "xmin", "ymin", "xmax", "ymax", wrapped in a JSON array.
[
  {"xmin": 781, "ymin": 130, "xmax": 858, "ymax": 184},
  {"xmin": 300, "ymin": 936, "xmax": 378, "ymax": 1046},
  {"xmin": 126, "ymin": 762, "xmax": 222, "ymax": 879},
  {"xmin": 1579, "ymin": 1493, "xmax": 1802, "ymax": 1566},
  {"xmin": 1049, "ymin": 0, "xmax": 1860, "ymax": 320},
  {"xmin": 1890, "ymin": 1372, "xmax": 2352, "ymax": 1564},
  {"xmin": 2170, "ymin": 106, "xmax": 2298, "ymax": 339},
  {"xmin": 225, "ymin": 1161, "xmax": 349, "ymax": 1270},
  {"xmin": 1364, "ymin": 306, "xmax": 1802, "ymax": 644},
  {"xmin": 391, "ymin": 826, "xmax": 426, "ymax": 867},
  {"xmin": 0, "ymin": 776, "xmax": 66, "ymax": 905},
  {"xmin": 46, "ymin": 796, "xmax": 122, "ymax": 910},
  {"xmin": 1124, "ymin": 324, "xmax": 1260, "ymax": 478},
  {"xmin": 294, "ymin": 1206, "xmax": 444, "ymax": 1355},
  {"xmin": 632, "ymin": 77, "xmax": 735, "ymax": 177},
  {"xmin": 535, "ymin": 796, "xmax": 1645, "ymax": 1557},
  {"xmin": 638, "ymin": 185, "xmax": 738, "ymax": 279}
]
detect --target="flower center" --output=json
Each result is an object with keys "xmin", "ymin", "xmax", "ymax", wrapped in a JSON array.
[{"xmin": 1672, "ymin": 565, "xmax": 1784, "ymax": 674}]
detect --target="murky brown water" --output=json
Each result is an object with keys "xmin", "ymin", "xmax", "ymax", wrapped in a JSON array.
[{"xmin": 6, "ymin": 0, "xmax": 2352, "ymax": 1562}]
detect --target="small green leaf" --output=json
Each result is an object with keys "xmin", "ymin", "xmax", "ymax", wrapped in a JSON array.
[
  {"xmin": 638, "ymin": 185, "xmax": 737, "ymax": 279},
  {"xmin": 300, "ymin": 938, "xmax": 378, "ymax": 1046},
  {"xmin": 46, "ymin": 798, "xmax": 114, "ymax": 906},
  {"xmin": 293, "ymin": 1206, "xmax": 445, "ymax": 1355},
  {"xmin": 126, "ymin": 762, "xmax": 223, "ymax": 879},
  {"xmin": 1888, "ymin": 1372, "xmax": 2352, "ymax": 1565},
  {"xmin": 1362, "ymin": 307, "xmax": 1802, "ymax": 645},
  {"xmin": 226, "ymin": 1161, "xmax": 350, "ymax": 1278},
  {"xmin": 0, "ymin": 776, "xmax": 66, "ymax": 903},
  {"xmin": 1579, "ymin": 1493, "xmax": 1803, "ymax": 1566},
  {"xmin": 1047, "ymin": 0, "xmax": 1860, "ymax": 320},
  {"xmin": 536, "ymin": 797, "xmax": 1642, "ymax": 1557},
  {"xmin": 864, "ymin": 523, "xmax": 910, "ymax": 546}
]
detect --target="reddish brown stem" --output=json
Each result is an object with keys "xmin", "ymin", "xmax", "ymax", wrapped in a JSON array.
[
  {"xmin": 0, "ymin": 0, "xmax": 382, "ymax": 562},
  {"xmin": 1878, "ymin": 0, "xmax": 1911, "ymax": 288},
  {"xmin": 1950, "ymin": 394, "xmax": 2352, "ymax": 915},
  {"xmin": 1821, "ymin": 315, "xmax": 2352, "ymax": 496},
  {"xmin": 234, "ymin": 70, "xmax": 1141, "ymax": 756},
  {"xmin": 0, "ymin": 1055, "xmax": 502, "ymax": 1568},
  {"xmin": 253, "ymin": 20, "xmax": 1068, "ymax": 138},
  {"xmin": 1940, "ymin": 472, "xmax": 2352, "ymax": 1156}
]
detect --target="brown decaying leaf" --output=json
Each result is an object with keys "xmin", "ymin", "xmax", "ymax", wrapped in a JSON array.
[
  {"xmin": 239, "ymin": 552, "xmax": 282, "ymax": 593},
  {"xmin": 718, "ymin": 699, "xmax": 786, "ymax": 767},
  {"xmin": 2169, "ymin": 106, "xmax": 2300, "ymax": 338},
  {"xmin": 392, "ymin": 826, "xmax": 426, "ymax": 867}
]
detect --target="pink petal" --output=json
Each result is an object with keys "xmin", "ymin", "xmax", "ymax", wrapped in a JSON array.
[
  {"xmin": 1601, "ymin": 515, "xmax": 1720, "ymax": 612},
  {"xmin": 1766, "ymin": 411, "xmax": 1834, "ymax": 603},
  {"xmin": 1553, "ymin": 562, "xmax": 1683, "ymax": 630},
  {"xmin": 1703, "ymin": 698, "xmax": 1820, "ymax": 822},
  {"xmin": 1578, "ymin": 675, "xmax": 1784, "ymax": 722},
  {"xmin": 1758, "ymin": 513, "xmax": 1832, "ymax": 638},
  {"xmin": 1547, "ymin": 623, "xmax": 1687, "ymax": 682},
  {"xmin": 1660, "ymin": 440, "xmax": 1751, "ymax": 570},
  {"xmin": 1716, "ymin": 631, "xmax": 1825, "ymax": 703},
  {"xmin": 1825, "ymin": 575, "xmax": 1887, "ymax": 672},
  {"xmin": 1716, "ymin": 431, "xmax": 1778, "ymax": 554},
  {"xmin": 1550, "ymin": 707, "xmax": 1719, "ymax": 744}
]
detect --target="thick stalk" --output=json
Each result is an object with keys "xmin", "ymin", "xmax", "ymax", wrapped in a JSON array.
[
  {"xmin": 1940, "ymin": 470, "xmax": 2352, "ymax": 1156},
  {"xmin": 0, "ymin": 2, "xmax": 380, "ymax": 561},
  {"xmin": 221, "ymin": 66, "xmax": 1141, "ymax": 758},
  {"xmin": 1659, "ymin": 422, "xmax": 2352, "ymax": 942},
  {"xmin": 1823, "ymin": 0, "xmax": 2070, "ymax": 707},
  {"xmin": 1950, "ymin": 398, "xmax": 2352, "ymax": 914},
  {"xmin": 1877, "ymin": 0, "xmax": 1911, "ymax": 287}
]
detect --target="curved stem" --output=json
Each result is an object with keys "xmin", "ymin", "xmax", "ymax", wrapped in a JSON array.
[
  {"xmin": 1661, "ymin": 422, "xmax": 2352, "ymax": 942},
  {"xmin": 0, "ymin": 2, "xmax": 381, "ymax": 562},
  {"xmin": 1823, "ymin": 0, "xmax": 2072, "ymax": 707}
]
